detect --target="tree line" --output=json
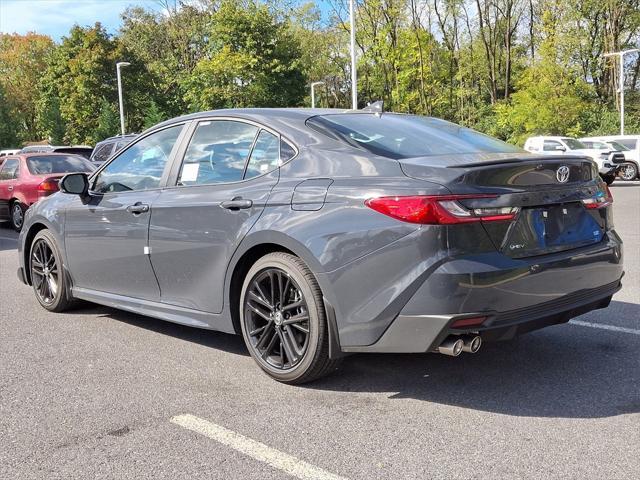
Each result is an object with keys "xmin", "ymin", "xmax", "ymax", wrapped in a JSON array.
[{"xmin": 0, "ymin": 0, "xmax": 638, "ymax": 148}]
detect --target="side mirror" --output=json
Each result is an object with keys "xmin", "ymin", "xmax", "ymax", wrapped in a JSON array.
[
  {"xmin": 59, "ymin": 173, "xmax": 89, "ymax": 195},
  {"xmin": 555, "ymin": 145, "xmax": 566, "ymax": 152}
]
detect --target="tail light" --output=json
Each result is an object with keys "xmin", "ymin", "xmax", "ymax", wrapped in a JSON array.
[
  {"xmin": 364, "ymin": 195, "xmax": 519, "ymax": 225},
  {"xmin": 581, "ymin": 186, "xmax": 613, "ymax": 209},
  {"xmin": 37, "ymin": 178, "xmax": 60, "ymax": 197}
]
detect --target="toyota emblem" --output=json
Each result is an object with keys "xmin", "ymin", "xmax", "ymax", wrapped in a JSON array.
[{"xmin": 556, "ymin": 166, "xmax": 570, "ymax": 183}]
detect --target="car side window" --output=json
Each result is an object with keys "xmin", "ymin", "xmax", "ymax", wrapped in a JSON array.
[
  {"xmin": 618, "ymin": 139, "xmax": 637, "ymax": 149},
  {"xmin": 177, "ymin": 120, "xmax": 259, "ymax": 186},
  {"xmin": 92, "ymin": 143, "xmax": 114, "ymax": 163},
  {"xmin": 244, "ymin": 130, "xmax": 280, "ymax": 179},
  {"xmin": 0, "ymin": 159, "xmax": 19, "ymax": 180},
  {"xmin": 93, "ymin": 125, "xmax": 182, "ymax": 193},
  {"xmin": 280, "ymin": 139, "xmax": 297, "ymax": 162},
  {"xmin": 543, "ymin": 140, "xmax": 562, "ymax": 151}
]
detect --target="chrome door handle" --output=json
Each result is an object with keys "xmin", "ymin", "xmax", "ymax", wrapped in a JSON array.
[
  {"xmin": 126, "ymin": 203, "xmax": 149, "ymax": 214},
  {"xmin": 221, "ymin": 198, "xmax": 253, "ymax": 210},
  {"xmin": 7, "ymin": 186, "xmax": 13, "ymax": 191}
]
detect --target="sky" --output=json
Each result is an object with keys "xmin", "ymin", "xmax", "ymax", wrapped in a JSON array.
[{"xmin": 0, "ymin": 0, "xmax": 163, "ymax": 40}]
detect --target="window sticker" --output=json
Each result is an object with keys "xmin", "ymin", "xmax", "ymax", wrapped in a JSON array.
[{"xmin": 181, "ymin": 163, "xmax": 200, "ymax": 182}]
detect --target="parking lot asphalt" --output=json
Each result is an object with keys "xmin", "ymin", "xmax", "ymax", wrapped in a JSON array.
[{"xmin": 1, "ymin": 183, "xmax": 639, "ymax": 480}]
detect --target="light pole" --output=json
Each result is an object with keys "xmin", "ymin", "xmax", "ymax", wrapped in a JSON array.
[
  {"xmin": 604, "ymin": 49, "xmax": 640, "ymax": 135},
  {"xmin": 116, "ymin": 61, "xmax": 131, "ymax": 137},
  {"xmin": 349, "ymin": 0, "xmax": 357, "ymax": 109},
  {"xmin": 310, "ymin": 81, "xmax": 325, "ymax": 108}
]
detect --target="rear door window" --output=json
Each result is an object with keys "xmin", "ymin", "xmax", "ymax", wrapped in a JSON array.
[
  {"xmin": 543, "ymin": 140, "xmax": 563, "ymax": 151},
  {"xmin": 0, "ymin": 159, "xmax": 19, "ymax": 180},
  {"xmin": 245, "ymin": 130, "xmax": 280, "ymax": 178},
  {"xmin": 177, "ymin": 120, "xmax": 259, "ymax": 186}
]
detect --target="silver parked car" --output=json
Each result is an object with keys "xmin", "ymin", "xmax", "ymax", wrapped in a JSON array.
[{"xmin": 17, "ymin": 109, "xmax": 624, "ymax": 383}]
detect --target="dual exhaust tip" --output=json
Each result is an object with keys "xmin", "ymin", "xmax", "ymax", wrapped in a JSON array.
[{"xmin": 438, "ymin": 334, "xmax": 482, "ymax": 356}]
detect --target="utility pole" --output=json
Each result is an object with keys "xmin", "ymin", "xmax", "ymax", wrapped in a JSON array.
[
  {"xmin": 349, "ymin": 0, "xmax": 357, "ymax": 109},
  {"xmin": 116, "ymin": 62, "xmax": 131, "ymax": 137},
  {"xmin": 310, "ymin": 81, "xmax": 325, "ymax": 108},
  {"xmin": 604, "ymin": 49, "xmax": 640, "ymax": 135}
]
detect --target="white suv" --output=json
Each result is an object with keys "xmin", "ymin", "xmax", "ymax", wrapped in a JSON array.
[
  {"xmin": 523, "ymin": 136, "xmax": 620, "ymax": 184},
  {"xmin": 581, "ymin": 135, "xmax": 639, "ymax": 181}
]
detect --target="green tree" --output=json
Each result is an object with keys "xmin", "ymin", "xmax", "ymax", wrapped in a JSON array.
[
  {"xmin": 495, "ymin": 8, "xmax": 596, "ymax": 143},
  {"xmin": 0, "ymin": 33, "xmax": 54, "ymax": 143},
  {"xmin": 183, "ymin": 0, "xmax": 306, "ymax": 110},
  {"xmin": 0, "ymin": 84, "xmax": 19, "ymax": 147},
  {"xmin": 37, "ymin": 24, "xmax": 119, "ymax": 144}
]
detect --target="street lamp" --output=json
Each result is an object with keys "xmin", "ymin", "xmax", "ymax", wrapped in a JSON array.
[
  {"xmin": 349, "ymin": 0, "xmax": 357, "ymax": 109},
  {"xmin": 116, "ymin": 61, "xmax": 131, "ymax": 137},
  {"xmin": 604, "ymin": 49, "xmax": 640, "ymax": 135},
  {"xmin": 310, "ymin": 81, "xmax": 325, "ymax": 108}
]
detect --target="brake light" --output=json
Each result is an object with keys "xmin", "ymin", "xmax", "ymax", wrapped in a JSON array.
[
  {"xmin": 364, "ymin": 195, "xmax": 519, "ymax": 225},
  {"xmin": 37, "ymin": 178, "xmax": 59, "ymax": 197},
  {"xmin": 581, "ymin": 186, "xmax": 613, "ymax": 209}
]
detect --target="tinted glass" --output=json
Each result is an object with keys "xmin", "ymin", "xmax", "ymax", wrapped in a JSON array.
[
  {"xmin": 543, "ymin": 140, "xmax": 562, "ymax": 151},
  {"xmin": 280, "ymin": 139, "xmax": 297, "ymax": 162},
  {"xmin": 0, "ymin": 158, "xmax": 19, "ymax": 180},
  {"xmin": 93, "ymin": 125, "xmax": 182, "ymax": 193},
  {"xmin": 618, "ymin": 139, "xmax": 637, "ymax": 149},
  {"xmin": 561, "ymin": 138, "xmax": 585, "ymax": 149},
  {"xmin": 177, "ymin": 120, "xmax": 258, "ymax": 186},
  {"xmin": 92, "ymin": 143, "xmax": 114, "ymax": 162},
  {"xmin": 245, "ymin": 130, "xmax": 279, "ymax": 178},
  {"xmin": 307, "ymin": 114, "xmax": 520, "ymax": 159},
  {"xmin": 27, "ymin": 155, "xmax": 94, "ymax": 174},
  {"xmin": 608, "ymin": 141, "xmax": 629, "ymax": 151}
]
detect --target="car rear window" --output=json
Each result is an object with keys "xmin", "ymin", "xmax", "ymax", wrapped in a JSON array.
[
  {"xmin": 306, "ymin": 113, "xmax": 521, "ymax": 159},
  {"xmin": 27, "ymin": 155, "xmax": 95, "ymax": 174}
]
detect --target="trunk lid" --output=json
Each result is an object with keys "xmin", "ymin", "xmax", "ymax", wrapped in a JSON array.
[{"xmin": 399, "ymin": 153, "xmax": 608, "ymax": 258}]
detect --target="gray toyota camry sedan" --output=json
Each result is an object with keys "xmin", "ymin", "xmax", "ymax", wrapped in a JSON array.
[{"xmin": 17, "ymin": 109, "xmax": 624, "ymax": 383}]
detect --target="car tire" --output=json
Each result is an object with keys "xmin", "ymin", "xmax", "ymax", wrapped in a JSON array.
[
  {"xmin": 240, "ymin": 252, "xmax": 341, "ymax": 384},
  {"xmin": 618, "ymin": 162, "xmax": 638, "ymax": 181},
  {"xmin": 10, "ymin": 201, "xmax": 26, "ymax": 232},
  {"xmin": 29, "ymin": 230, "xmax": 76, "ymax": 312},
  {"xmin": 601, "ymin": 173, "xmax": 616, "ymax": 185}
]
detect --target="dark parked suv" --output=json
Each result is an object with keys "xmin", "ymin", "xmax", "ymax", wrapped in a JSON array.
[
  {"xmin": 89, "ymin": 134, "xmax": 137, "ymax": 165},
  {"xmin": 17, "ymin": 109, "xmax": 623, "ymax": 383}
]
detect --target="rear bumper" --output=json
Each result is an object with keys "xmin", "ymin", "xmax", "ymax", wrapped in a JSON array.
[
  {"xmin": 340, "ymin": 230, "xmax": 623, "ymax": 353},
  {"xmin": 344, "ymin": 278, "xmax": 621, "ymax": 353}
]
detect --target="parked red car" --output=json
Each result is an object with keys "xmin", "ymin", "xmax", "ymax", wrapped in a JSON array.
[{"xmin": 0, "ymin": 153, "xmax": 95, "ymax": 231}]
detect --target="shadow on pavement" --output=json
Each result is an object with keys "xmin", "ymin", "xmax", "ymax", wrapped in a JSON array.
[
  {"xmin": 0, "ymin": 223, "xmax": 18, "ymax": 252},
  {"xmin": 67, "ymin": 298, "xmax": 640, "ymax": 419},
  {"xmin": 311, "ymin": 301, "xmax": 640, "ymax": 419},
  {"xmin": 68, "ymin": 303, "xmax": 249, "ymax": 356}
]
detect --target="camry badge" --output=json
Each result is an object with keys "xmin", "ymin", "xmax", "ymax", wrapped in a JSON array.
[{"xmin": 556, "ymin": 165, "xmax": 570, "ymax": 183}]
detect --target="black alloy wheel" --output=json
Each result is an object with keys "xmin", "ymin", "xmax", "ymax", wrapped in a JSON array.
[
  {"xmin": 29, "ymin": 230, "xmax": 76, "ymax": 312},
  {"xmin": 240, "ymin": 252, "xmax": 341, "ymax": 384},
  {"xmin": 31, "ymin": 238, "xmax": 59, "ymax": 305},
  {"xmin": 244, "ymin": 267, "xmax": 310, "ymax": 370}
]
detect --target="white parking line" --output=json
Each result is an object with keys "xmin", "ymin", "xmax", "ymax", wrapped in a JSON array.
[
  {"xmin": 170, "ymin": 414, "xmax": 348, "ymax": 480},
  {"xmin": 569, "ymin": 320, "xmax": 640, "ymax": 336}
]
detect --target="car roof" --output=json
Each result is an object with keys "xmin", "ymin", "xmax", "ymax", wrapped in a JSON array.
[{"xmin": 148, "ymin": 108, "xmax": 373, "ymax": 146}]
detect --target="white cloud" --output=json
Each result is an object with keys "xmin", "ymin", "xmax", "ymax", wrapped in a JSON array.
[{"xmin": 0, "ymin": 0, "xmax": 159, "ymax": 39}]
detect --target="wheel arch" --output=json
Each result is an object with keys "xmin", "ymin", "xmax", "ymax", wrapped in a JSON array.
[
  {"xmin": 22, "ymin": 221, "xmax": 57, "ymax": 285},
  {"xmin": 225, "ymin": 231, "xmax": 332, "ymax": 334}
]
